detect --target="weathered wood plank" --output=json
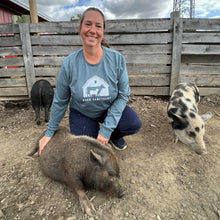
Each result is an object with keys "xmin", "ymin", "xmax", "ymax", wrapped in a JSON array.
[
  {"xmin": 106, "ymin": 33, "xmax": 172, "ymax": 44},
  {"xmin": 33, "ymin": 54, "xmax": 171, "ymax": 66},
  {"xmin": 35, "ymin": 77, "xmax": 57, "ymax": 87},
  {"xmin": 0, "ymin": 68, "xmax": 25, "ymax": 77},
  {"xmin": 0, "ymin": 78, "xmax": 26, "ymax": 87},
  {"xmin": 29, "ymin": 19, "xmax": 172, "ymax": 34},
  {"xmin": 112, "ymin": 44, "xmax": 172, "ymax": 54},
  {"xmin": 183, "ymin": 18, "xmax": 220, "ymax": 31},
  {"xmin": 180, "ymin": 76, "xmax": 220, "ymax": 86},
  {"xmin": 35, "ymin": 68, "xmax": 60, "ymax": 76},
  {"xmin": 34, "ymin": 64, "xmax": 171, "ymax": 77},
  {"xmin": 30, "ymin": 21, "xmax": 79, "ymax": 33},
  {"xmin": 33, "ymin": 57, "xmax": 65, "ymax": 66},
  {"xmin": 125, "ymin": 54, "xmax": 171, "ymax": 64},
  {"xmin": 0, "ymin": 57, "xmax": 24, "ymax": 66},
  {"xmin": 170, "ymin": 11, "xmax": 182, "ymax": 95},
  {"xmin": 199, "ymin": 87, "xmax": 220, "ymax": 96},
  {"xmin": 32, "ymin": 46, "xmax": 81, "ymax": 56},
  {"xmin": 0, "ymin": 96, "xmax": 29, "ymax": 101},
  {"xmin": 0, "ymin": 23, "xmax": 19, "ymax": 34},
  {"xmin": 0, "ymin": 87, "xmax": 28, "ymax": 96},
  {"xmin": 130, "ymin": 86, "xmax": 169, "ymax": 96},
  {"xmin": 0, "ymin": 36, "xmax": 21, "ymax": 46},
  {"xmin": 182, "ymin": 45, "xmax": 220, "ymax": 55},
  {"xmin": 129, "ymin": 75, "xmax": 170, "ymax": 86},
  {"xmin": 32, "ymin": 44, "xmax": 172, "ymax": 56},
  {"xmin": 182, "ymin": 33, "xmax": 220, "ymax": 43},
  {"xmin": 106, "ymin": 19, "xmax": 172, "ymax": 33},
  {"xmin": 127, "ymin": 64, "xmax": 171, "ymax": 75},
  {"xmin": 0, "ymin": 46, "xmax": 23, "ymax": 56},
  {"xmin": 19, "ymin": 23, "xmax": 36, "ymax": 97},
  {"xmin": 181, "ymin": 55, "xmax": 220, "ymax": 64},
  {"xmin": 31, "ymin": 33, "xmax": 172, "ymax": 46},
  {"xmin": 180, "ymin": 64, "xmax": 220, "ymax": 75},
  {"xmin": 31, "ymin": 35, "xmax": 81, "ymax": 45}
]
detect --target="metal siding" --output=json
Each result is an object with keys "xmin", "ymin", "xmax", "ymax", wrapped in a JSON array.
[{"xmin": 0, "ymin": 6, "xmax": 14, "ymax": 23}]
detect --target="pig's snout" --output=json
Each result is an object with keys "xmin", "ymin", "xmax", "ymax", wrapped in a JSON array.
[
  {"xmin": 195, "ymin": 149, "xmax": 207, "ymax": 156},
  {"xmin": 199, "ymin": 151, "xmax": 207, "ymax": 156}
]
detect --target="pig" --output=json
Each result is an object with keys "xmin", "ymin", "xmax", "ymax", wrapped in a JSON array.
[
  {"xmin": 30, "ymin": 79, "xmax": 54, "ymax": 125},
  {"xmin": 167, "ymin": 82, "xmax": 212, "ymax": 155},
  {"xmin": 29, "ymin": 126, "xmax": 126, "ymax": 216}
]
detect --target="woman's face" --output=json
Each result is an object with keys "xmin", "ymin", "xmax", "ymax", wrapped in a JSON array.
[{"xmin": 79, "ymin": 10, "xmax": 104, "ymax": 48}]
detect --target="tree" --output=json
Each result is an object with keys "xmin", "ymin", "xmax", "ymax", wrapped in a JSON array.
[{"xmin": 70, "ymin": 14, "xmax": 82, "ymax": 21}]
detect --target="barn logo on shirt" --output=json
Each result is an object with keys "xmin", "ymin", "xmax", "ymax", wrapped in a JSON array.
[{"xmin": 82, "ymin": 75, "xmax": 111, "ymax": 101}]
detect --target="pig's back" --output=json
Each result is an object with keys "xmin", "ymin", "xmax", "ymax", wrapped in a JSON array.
[{"xmin": 39, "ymin": 127, "xmax": 113, "ymax": 182}]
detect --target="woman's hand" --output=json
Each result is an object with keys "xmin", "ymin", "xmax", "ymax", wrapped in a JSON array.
[
  {"xmin": 97, "ymin": 133, "xmax": 109, "ymax": 145},
  {"xmin": 39, "ymin": 136, "xmax": 51, "ymax": 155}
]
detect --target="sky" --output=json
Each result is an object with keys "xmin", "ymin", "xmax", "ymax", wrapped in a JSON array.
[{"xmin": 18, "ymin": 0, "xmax": 220, "ymax": 21}]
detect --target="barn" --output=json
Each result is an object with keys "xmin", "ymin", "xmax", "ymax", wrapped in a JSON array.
[{"xmin": 0, "ymin": 0, "xmax": 52, "ymax": 23}]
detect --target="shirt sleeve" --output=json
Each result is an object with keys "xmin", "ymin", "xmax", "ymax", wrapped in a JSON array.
[
  {"xmin": 99, "ymin": 54, "xmax": 130, "ymax": 139},
  {"xmin": 45, "ymin": 62, "xmax": 70, "ymax": 137}
]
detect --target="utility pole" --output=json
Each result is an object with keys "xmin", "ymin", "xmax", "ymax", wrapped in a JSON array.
[
  {"xmin": 173, "ymin": 0, "xmax": 195, "ymax": 18},
  {"xmin": 29, "ymin": 0, "xmax": 39, "ymax": 23}
]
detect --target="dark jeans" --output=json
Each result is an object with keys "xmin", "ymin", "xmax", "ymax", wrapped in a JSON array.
[{"xmin": 69, "ymin": 106, "xmax": 142, "ymax": 140}]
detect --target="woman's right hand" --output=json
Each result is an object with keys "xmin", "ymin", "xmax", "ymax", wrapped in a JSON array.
[{"xmin": 39, "ymin": 136, "xmax": 51, "ymax": 156}]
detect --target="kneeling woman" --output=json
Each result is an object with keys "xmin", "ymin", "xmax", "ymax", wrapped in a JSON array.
[{"xmin": 39, "ymin": 7, "xmax": 142, "ymax": 155}]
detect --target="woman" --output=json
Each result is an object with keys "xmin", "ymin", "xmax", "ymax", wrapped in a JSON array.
[{"xmin": 39, "ymin": 7, "xmax": 142, "ymax": 155}]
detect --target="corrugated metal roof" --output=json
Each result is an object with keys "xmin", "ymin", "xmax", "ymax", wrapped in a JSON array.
[{"xmin": 10, "ymin": 0, "xmax": 53, "ymax": 21}]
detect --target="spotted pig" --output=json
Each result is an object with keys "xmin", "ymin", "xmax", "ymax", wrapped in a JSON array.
[{"xmin": 167, "ymin": 82, "xmax": 212, "ymax": 155}]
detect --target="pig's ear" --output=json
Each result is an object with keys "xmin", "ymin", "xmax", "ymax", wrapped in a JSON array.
[
  {"xmin": 90, "ymin": 150, "xmax": 105, "ymax": 166},
  {"xmin": 201, "ymin": 112, "xmax": 212, "ymax": 122},
  {"xmin": 168, "ymin": 111, "xmax": 189, "ymax": 129},
  {"xmin": 169, "ymin": 110, "xmax": 185, "ymax": 122}
]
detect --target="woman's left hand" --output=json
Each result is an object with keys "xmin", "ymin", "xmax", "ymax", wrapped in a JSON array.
[{"xmin": 97, "ymin": 133, "xmax": 109, "ymax": 145}]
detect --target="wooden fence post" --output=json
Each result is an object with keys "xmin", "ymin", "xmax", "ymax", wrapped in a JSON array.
[
  {"xmin": 170, "ymin": 11, "xmax": 183, "ymax": 95},
  {"xmin": 19, "ymin": 23, "xmax": 36, "ymax": 97},
  {"xmin": 29, "ymin": 0, "xmax": 39, "ymax": 23}
]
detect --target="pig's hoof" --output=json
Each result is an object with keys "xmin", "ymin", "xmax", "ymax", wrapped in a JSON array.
[
  {"xmin": 79, "ymin": 197, "xmax": 95, "ymax": 216},
  {"xmin": 36, "ymin": 120, "xmax": 41, "ymax": 125},
  {"xmin": 118, "ymin": 187, "xmax": 126, "ymax": 198}
]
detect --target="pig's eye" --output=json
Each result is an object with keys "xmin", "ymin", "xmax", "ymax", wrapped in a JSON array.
[
  {"xmin": 187, "ymin": 131, "xmax": 196, "ymax": 138},
  {"xmin": 108, "ymin": 171, "xmax": 115, "ymax": 177}
]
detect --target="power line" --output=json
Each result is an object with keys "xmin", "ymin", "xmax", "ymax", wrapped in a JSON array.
[{"xmin": 173, "ymin": 0, "xmax": 195, "ymax": 18}]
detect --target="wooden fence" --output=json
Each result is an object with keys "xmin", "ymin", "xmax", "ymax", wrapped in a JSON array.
[{"xmin": 0, "ymin": 12, "xmax": 220, "ymax": 100}]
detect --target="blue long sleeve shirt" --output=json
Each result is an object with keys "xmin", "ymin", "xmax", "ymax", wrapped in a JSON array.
[{"xmin": 45, "ymin": 46, "xmax": 130, "ymax": 139}]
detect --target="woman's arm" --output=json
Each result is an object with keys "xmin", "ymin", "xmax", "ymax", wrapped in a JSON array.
[{"xmin": 99, "ymin": 54, "xmax": 130, "ymax": 139}]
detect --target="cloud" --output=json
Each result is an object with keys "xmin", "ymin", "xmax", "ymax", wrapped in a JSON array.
[
  {"xmin": 17, "ymin": 0, "xmax": 220, "ymax": 21},
  {"xmin": 196, "ymin": 0, "xmax": 220, "ymax": 18},
  {"xmin": 101, "ymin": 0, "xmax": 172, "ymax": 19}
]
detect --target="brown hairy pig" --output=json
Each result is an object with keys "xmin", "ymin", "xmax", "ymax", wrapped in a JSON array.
[{"xmin": 31, "ymin": 126, "xmax": 126, "ymax": 216}]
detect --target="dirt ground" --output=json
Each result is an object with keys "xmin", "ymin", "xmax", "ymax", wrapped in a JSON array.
[{"xmin": 0, "ymin": 95, "xmax": 220, "ymax": 220}]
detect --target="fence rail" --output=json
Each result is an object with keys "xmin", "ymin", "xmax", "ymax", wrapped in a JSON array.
[{"xmin": 0, "ymin": 12, "xmax": 220, "ymax": 100}]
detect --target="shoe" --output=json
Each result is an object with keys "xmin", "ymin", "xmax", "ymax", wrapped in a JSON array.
[{"xmin": 110, "ymin": 138, "xmax": 127, "ymax": 150}]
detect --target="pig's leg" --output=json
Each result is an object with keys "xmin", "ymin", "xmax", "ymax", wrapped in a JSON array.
[
  {"xmin": 34, "ymin": 106, "xmax": 41, "ymax": 125},
  {"xmin": 65, "ymin": 176, "xmax": 95, "ymax": 216},
  {"xmin": 76, "ymin": 189, "xmax": 95, "ymax": 216},
  {"xmin": 174, "ymin": 136, "xmax": 179, "ymax": 144},
  {"xmin": 44, "ymin": 105, "xmax": 50, "ymax": 122}
]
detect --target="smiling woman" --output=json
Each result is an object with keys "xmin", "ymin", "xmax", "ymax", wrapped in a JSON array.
[
  {"xmin": 79, "ymin": 9, "xmax": 105, "ymax": 63},
  {"xmin": 38, "ymin": 7, "xmax": 142, "ymax": 156}
]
